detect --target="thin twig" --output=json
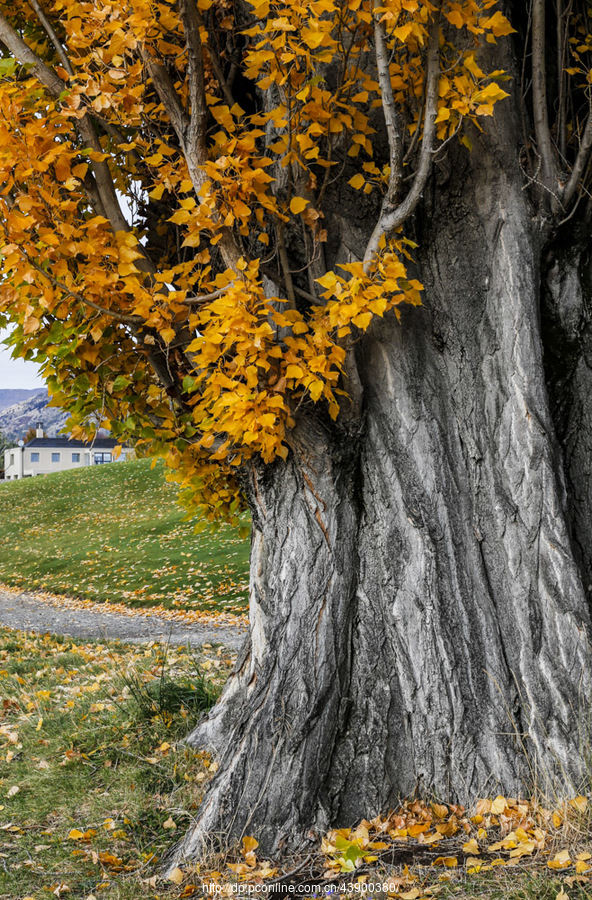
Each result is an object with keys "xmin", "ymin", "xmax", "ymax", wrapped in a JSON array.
[{"xmin": 182, "ymin": 285, "xmax": 234, "ymax": 306}]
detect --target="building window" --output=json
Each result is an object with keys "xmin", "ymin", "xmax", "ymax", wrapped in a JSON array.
[
  {"xmin": 72, "ymin": 453, "xmax": 80, "ymax": 463},
  {"xmin": 10, "ymin": 453, "xmax": 14, "ymax": 465},
  {"xmin": 31, "ymin": 452, "xmax": 39, "ymax": 462},
  {"xmin": 51, "ymin": 452, "xmax": 60, "ymax": 463},
  {"xmin": 93, "ymin": 452, "xmax": 112, "ymax": 465}
]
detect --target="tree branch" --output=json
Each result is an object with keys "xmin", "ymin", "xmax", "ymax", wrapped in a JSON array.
[
  {"xmin": 374, "ymin": 14, "xmax": 404, "ymax": 210},
  {"xmin": 363, "ymin": 5, "xmax": 441, "ymax": 269},
  {"xmin": 142, "ymin": 8, "xmax": 241, "ymax": 269},
  {"xmin": 258, "ymin": 263, "xmax": 317, "ymax": 304},
  {"xmin": 140, "ymin": 48, "xmax": 190, "ymax": 140},
  {"xmin": 198, "ymin": 9, "xmax": 235, "ymax": 109},
  {"xmin": 27, "ymin": 0, "xmax": 74, "ymax": 76},
  {"xmin": 178, "ymin": 0, "xmax": 208, "ymax": 168},
  {"xmin": 557, "ymin": 0, "xmax": 566, "ymax": 160},
  {"xmin": 182, "ymin": 285, "xmax": 232, "ymax": 306},
  {"xmin": 0, "ymin": 10, "xmax": 64, "ymax": 94},
  {"xmin": 532, "ymin": 0, "xmax": 557, "ymax": 196},
  {"xmin": 562, "ymin": 100, "xmax": 592, "ymax": 209},
  {"xmin": 25, "ymin": 257, "xmax": 143, "ymax": 325}
]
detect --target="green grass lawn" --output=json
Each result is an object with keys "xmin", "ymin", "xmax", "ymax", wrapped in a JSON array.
[
  {"xmin": 0, "ymin": 627, "xmax": 230, "ymax": 900},
  {"xmin": 0, "ymin": 458, "xmax": 249, "ymax": 615}
]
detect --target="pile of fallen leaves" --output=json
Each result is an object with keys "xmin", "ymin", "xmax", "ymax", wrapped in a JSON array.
[{"xmin": 170, "ymin": 797, "xmax": 592, "ymax": 899}]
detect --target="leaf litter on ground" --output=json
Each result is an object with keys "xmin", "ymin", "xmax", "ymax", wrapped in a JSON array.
[{"xmin": 1, "ymin": 624, "xmax": 592, "ymax": 900}]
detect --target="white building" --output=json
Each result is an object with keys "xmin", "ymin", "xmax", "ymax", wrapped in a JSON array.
[{"xmin": 3, "ymin": 424, "xmax": 132, "ymax": 480}]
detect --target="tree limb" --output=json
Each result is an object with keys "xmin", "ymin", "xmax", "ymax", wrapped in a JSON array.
[
  {"xmin": 562, "ymin": 101, "xmax": 592, "ymax": 209},
  {"xmin": 27, "ymin": 0, "xmax": 74, "ymax": 76},
  {"xmin": 198, "ymin": 8, "xmax": 235, "ymax": 108},
  {"xmin": 258, "ymin": 263, "xmax": 317, "ymax": 304},
  {"xmin": 363, "ymin": 5, "xmax": 441, "ymax": 269},
  {"xmin": 182, "ymin": 285, "xmax": 232, "ymax": 306},
  {"xmin": 178, "ymin": 0, "xmax": 208, "ymax": 169},
  {"xmin": 532, "ymin": 0, "xmax": 557, "ymax": 196},
  {"xmin": 24, "ymin": 256, "xmax": 143, "ymax": 325},
  {"xmin": 140, "ymin": 48, "xmax": 190, "ymax": 140},
  {"xmin": 374, "ymin": 14, "xmax": 404, "ymax": 210},
  {"xmin": 142, "ymin": 8, "xmax": 241, "ymax": 269}
]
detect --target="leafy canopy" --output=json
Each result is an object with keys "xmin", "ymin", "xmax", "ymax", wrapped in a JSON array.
[{"xmin": 0, "ymin": 0, "xmax": 512, "ymax": 519}]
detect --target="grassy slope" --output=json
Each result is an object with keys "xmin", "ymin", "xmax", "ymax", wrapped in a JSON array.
[{"xmin": 0, "ymin": 458, "xmax": 249, "ymax": 614}]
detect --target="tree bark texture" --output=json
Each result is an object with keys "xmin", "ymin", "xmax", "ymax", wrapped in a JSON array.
[{"xmin": 172, "ymin": 38, "xmax": 592, "ymax": 865}]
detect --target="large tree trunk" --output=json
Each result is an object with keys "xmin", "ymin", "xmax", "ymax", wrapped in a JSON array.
[{"xmin": 171, "ymin": 52, "xmax": 592, "ymax": 866}]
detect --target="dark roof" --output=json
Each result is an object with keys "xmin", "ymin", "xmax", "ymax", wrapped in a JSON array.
[{"xmin": 25, "ymin": 437, "xmax": 122, "ymax": 449}]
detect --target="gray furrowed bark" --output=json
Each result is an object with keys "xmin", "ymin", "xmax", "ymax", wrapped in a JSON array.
[
  {"xmin": 169, "ymin": 34, "xmax": 592, "ymax": 868},
  {"xmin": 179, "ymin": 419, "xmax": 361, "ymax": 856}
]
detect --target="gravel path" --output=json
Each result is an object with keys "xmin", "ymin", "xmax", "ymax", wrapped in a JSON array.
[{"xmin": 0, "ymin": 588, "xmax": 247, "ymax": 648}]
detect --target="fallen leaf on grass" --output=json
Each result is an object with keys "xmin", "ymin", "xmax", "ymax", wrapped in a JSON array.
[
  {"xmin": 549, "ymin": 850, "xmax": 572, "ymax": 870},
  {"xmin": 462, "ymin": 838, "xmax": 480, "ymax": 855},
  {"xmin": 569, "ymin": 797, "xmax": 588, "ymax": 813},
  {"xmin": 168, "ymin": 866, "xmax": 184, "ymax": 884}
]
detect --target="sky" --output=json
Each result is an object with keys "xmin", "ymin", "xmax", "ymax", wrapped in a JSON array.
[{"xmin": 0, "ymin": 328, "xmax": 46, "ymax": 391}]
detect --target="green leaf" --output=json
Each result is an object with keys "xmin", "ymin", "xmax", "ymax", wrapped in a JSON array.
[
  {"xmin": 0, "ymin": 58, "xmax": 17, "ymax": 77},
  {"xmin": 112, "ymin": 375, "xmax": 130, "ymax": 392}
]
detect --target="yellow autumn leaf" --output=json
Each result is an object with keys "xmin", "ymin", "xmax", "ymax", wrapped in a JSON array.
[
  {"xmin": 548, "ymin": 849, "xmax": 572, "ymax": 869},
  {"xmin": 285, "ymin": 364, "xmax": 304, "ymax": 379},
  {"xmin": 168, "ymin": 867, "xmax": 184, "ymax": 884},
  {"xmin": 348, "ymin": 173, "xmax": 365, "ymax": 190},
  {"xmin": 509, "ymin": 841, "xmax": 536, "ymax": 858},
  {"xmin": 290, "ymin": 197, "xmax": 309, "ymax": 214},
  {"xmin": 462, "ymin": 838, "xmax": 480, "ymax": 855},
  {"xmin": 160, "ymin": 327, "xmax": 176, "ymax": 344},
  {"xmin": 482, "ymin": 10, "xmax": 516, "ymax": 37},
  {"xmin": 433, "ymin": 856, "xmax": 458, "ymax": 867},
  {"xmin": 490, "ymin": 795, "xmax": 507, "ymax": 815},
  {"xmin": 431, "ymin": 803, "xmax": 448, "ymax": 818},
  {"xmin": 242, "ymin": 835, "xmax": 259, "ymax": 854},
  {"xmin": 68, "ymin": 829, "xmax": 85, "ymax": 840}
]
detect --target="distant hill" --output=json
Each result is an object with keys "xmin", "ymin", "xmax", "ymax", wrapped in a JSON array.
[
  {"xmin": 0, "ymin": 388, "xmax": 44, "ymax": 413},
  {"xmin": 0, "ymin": 390, "xmax": 68, "ymax": 440}
]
